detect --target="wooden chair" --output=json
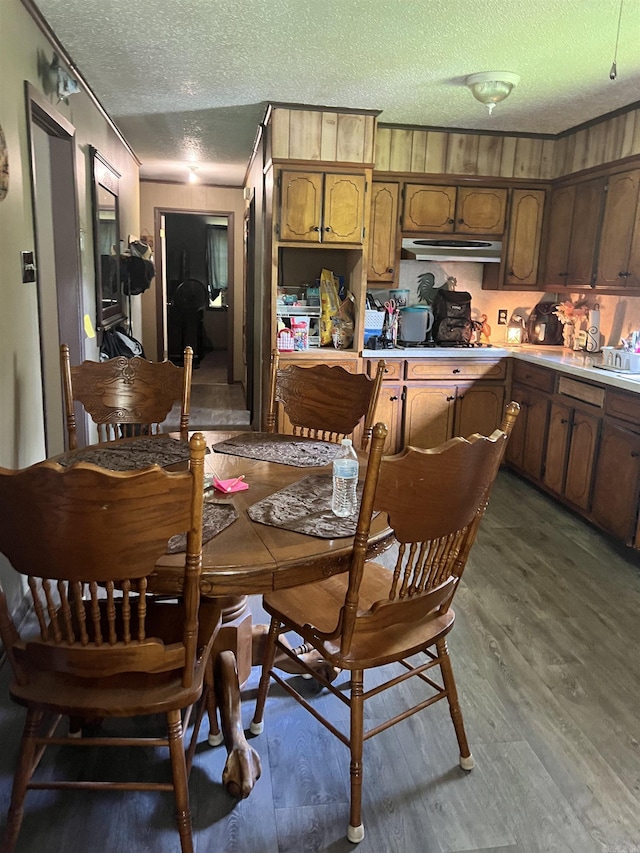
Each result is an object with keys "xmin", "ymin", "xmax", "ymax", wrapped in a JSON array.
[
  {"xmin": 266, "ymin": 349, "xmax": 386, "ymax": 451},
  {"xmin": 0, "ymin": 432, "xmax": 220, "ymax": 853},
  {"xmin": 60, "ymin": 343, "xmax": 193, "ymax": 449},
  {"xmin": 251, "ymin": 403, "xmax": 520, "ymax": 843}
]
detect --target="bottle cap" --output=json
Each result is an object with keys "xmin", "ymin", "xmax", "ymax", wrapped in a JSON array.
[{"xmin": 341, "ymin": 438, "xmax": 352, "ymax": 445}]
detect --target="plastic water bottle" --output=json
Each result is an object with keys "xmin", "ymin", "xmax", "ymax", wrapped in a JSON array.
[{"xmin": 331, "ymin": 438, "xmax": 359, "ymax": 517}]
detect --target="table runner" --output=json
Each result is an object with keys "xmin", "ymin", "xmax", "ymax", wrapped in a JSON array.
[
  {"xmin": 167, "ymin": 501, "xmax": 238, "ymax": 553},
  {"xmin": 247, "ymin": 473, "xmax": 365, "ymax": 538},
  {"xmin": 57, "ymin": 436, "xmax": 204, "ymax": 471},
  {"xmin": 211, "ymin": 432, "xmax": 338, "ymax": 468}
]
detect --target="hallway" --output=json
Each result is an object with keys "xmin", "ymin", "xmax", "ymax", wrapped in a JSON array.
[{"xmin": 164, "ymin": 350, "xmax": 251, "ymax": 431}]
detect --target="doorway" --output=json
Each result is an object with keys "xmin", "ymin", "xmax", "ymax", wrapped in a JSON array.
[
  {"xmin": 155, "ymin": 209, "xmax": 250, "ymax": 430},
  {"xmin": 26, "ymin": 84, "xmax": 85, "ymax": 454}
]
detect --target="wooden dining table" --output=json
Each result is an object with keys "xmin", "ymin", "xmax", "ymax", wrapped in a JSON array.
[{"xmin": 62, "ymin": 429, "xmax": 393, "ymax": 799}]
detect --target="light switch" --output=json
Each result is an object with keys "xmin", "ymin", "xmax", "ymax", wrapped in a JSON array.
[{"xmin": 21, "ymin": 251, "xmax": 36, "ymax": 283}]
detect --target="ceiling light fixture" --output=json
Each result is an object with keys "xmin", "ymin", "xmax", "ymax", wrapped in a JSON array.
[
  {"xmin": 188, "ymin": 165, "xmax": 199, "ymax": 184},
  {"xmin": 610, "ymin": 0, "xmax": 624, "ymax": 80},
  {"xmin": 465, "ymin": 72, "xmax": 520, "ymax": 115}
]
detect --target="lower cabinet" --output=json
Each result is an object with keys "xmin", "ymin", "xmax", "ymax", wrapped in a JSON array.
[
  {"xmin": 591, "ymin": 417, "xmax": 640, "ymax": 546},
  {"xmin": 368, "ymin": 357, "xmax": 507, "ymax": 452},
  {"xmin": 543, "ymin": 402, "xmax": 600, "ymax": 511},
  {"xmin": 505, "ymin": 384, "xmax": 550, "ymax": 480}
]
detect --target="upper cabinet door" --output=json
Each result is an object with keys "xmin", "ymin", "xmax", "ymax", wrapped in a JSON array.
[
  {"xmin": 503, "ymin": 189, "xmax": 545, "ymax": 287},
  {"xmin": 278, "ymin": 171, "xmax": 323, "ymax": 241},
  {"xmin": 565, "ymin": 178, "xmax": 606, "ymax": 287},
  {"xmin": 455, "ymin": 187, "xmax": 507, "ymax": 234},
  {"xmin": 542, "ymin": 185, "xmax": 576, "ymax": 287},
  {"xmin": 322, "ymin": 173, "xmax": 366, "ymax": 244},
  {"xmin": 368, "ymin": 181, "xmax": 399, "ymax": 282},
  {"xmin": 595, "ymin": 169, "xmax": 640, "ymax": 289},
  {"xmin": 402, "ymin": 184, "xmax": 457, "ymax": 232}
]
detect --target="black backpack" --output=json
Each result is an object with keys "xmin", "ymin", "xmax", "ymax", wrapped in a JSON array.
[{"xmin": 432, "ymin": 290, "xmax": 474, "ymax": 345}]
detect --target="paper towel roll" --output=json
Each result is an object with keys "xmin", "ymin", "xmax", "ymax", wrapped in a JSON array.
[{"xmin": 585, "ymin": 309, "xmax": 601, "ymax": 352}]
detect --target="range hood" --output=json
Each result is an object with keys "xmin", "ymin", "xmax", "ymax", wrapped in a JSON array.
[{"xmin": 401, "ymin": 238, "xmax": 502, "ymax": 263}]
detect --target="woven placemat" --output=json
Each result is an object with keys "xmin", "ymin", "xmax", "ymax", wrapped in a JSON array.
[
  {"xmin": 247, "ymin": 473, "xmax": 364, "ymax": 538},
  {"xmin": 211, "ymin": 432, "xmax": 338, "ymax": 468},
  {"xmin": 167, "ymin": 502, "xmax": 238, "ymax": 554},
  {"xmin": 58, "ymin": 436, "xmax": 207, "ymax": 471}
]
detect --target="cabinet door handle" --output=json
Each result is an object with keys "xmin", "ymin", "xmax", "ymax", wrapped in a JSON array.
[
  {"xmin": 447, "ymin": 218, "xmax": 455, "ymax": 224},
  {"xmin": 458, "ymin": 394, "xmax": 465, "ymax": 400},
  {"xmin": 313, "ymin": 226, "xmax": 321, "ymax": 232},
  {"xmin": 560, "ymin": 418, "xmax": 568, "ymax": 424},
  {"xmin": 446, "ymin": 395, "xmax": 455, "ymax": 401},
  {"xmin": 388, "ymin": 267, "xmax": 394, "ymax": 273},
  {"xmin": 452, "ymin": 368, "xmax": 461, "ymax": 374},
  {"xmin": 559, "ymin": 272, "xmax": 569, "ymax": 277},
  {"xmin": 508, "ymin": 269, "xmax": 515, "ymax": 277},
  {"xmin": 458, "ymin": 218, "xmax": 464, "ymax": 224},
  {"xmin": 618, "ymin": 271, "xmax": 630, "ymax": 278},
  {"xmin": 389, "ymin": 395, "xmax": 398, "ymax": 401},
  {"xmin": 631, "ymin": 450, "xmax": 640, "ymax": 458}
]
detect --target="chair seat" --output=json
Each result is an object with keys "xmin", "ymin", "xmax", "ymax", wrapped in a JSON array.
[{"xmin": 263, "ymin": 562, "xmax": 455, "ymax": 670}]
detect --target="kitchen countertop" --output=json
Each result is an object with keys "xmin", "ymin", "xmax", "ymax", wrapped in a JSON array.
[{"xmin": 361, "ymin": 345, "xmax": 640, "ymax": 395}]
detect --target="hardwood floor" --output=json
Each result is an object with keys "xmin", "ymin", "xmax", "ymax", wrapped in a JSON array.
[{"xmin": 1, "ymin": 470, "xmax": 640, "ymax": 851}]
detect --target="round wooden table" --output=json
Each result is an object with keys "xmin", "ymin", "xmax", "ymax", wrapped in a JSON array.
[{"xmin": 145, "ymin": 430, "xmax": 393, "ymax": 799}]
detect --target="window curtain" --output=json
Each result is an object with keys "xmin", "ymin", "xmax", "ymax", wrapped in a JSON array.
[{"xmin": 206, "ymin": 225, "xmax": 228, "ymax": 302}]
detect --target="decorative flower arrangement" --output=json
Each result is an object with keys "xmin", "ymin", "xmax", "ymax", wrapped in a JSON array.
[
  {"xmin": 553, "ymin": 299, "xmax": 590, "ymax": 325},
  {"xmin": 554, "ymin": 299, "xmax": 591, "ymax": 349}
]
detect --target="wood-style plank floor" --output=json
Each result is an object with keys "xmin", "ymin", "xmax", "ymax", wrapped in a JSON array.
[{"xmin": 1, "ymin": 470, "xmax": 639, "ymax": 852}]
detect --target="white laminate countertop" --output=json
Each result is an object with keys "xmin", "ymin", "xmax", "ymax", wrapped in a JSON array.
[{"xmin": 361, "ymin": 345, "xmax": 640, "ymax": 395}]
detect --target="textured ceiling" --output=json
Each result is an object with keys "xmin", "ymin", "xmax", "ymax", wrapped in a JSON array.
[{"xmin": 33, "ymin": 0, "xmax": 640, "ymax": 186}]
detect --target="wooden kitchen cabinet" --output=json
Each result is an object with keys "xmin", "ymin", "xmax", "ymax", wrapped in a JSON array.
[
  {"xmin": 543, "ymin": 401, "xmax": 600, "ymax": 510},
  {"xmin": 373, "ymin": 381, "xmax": 403, "ymax": 453},
  {"xmin": 505, "ymin": 384, "xmax": 551, "ymax": 480},
  {"xmin": 277, "ymin": 169, "xmax": 366, "ymax": 244},
  {"xmin": 402, "ymin": 184, "xmax": 507, "ymax": 235},
  {"xmin": 541, "ymin": 185, "xmax": 575, "ymax": 286},
  {"xmin": 594, "ymin": 169, "xmax": 640, "ymax": 289},
  {"xmin": 367, "ymin": 181, "xmax": 399, "ymax": 283},
  {"xmin": 502, "ymin": 189, "xmax": 545, "ymax": 288}
]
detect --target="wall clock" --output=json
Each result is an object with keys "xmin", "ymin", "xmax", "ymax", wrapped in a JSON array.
[{"xmin": 0, "ymin": 124, "xmax": 8, "ymax": 202}]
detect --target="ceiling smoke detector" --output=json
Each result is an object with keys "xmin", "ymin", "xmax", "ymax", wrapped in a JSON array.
[{"xmin": 465, "ymin": 72, "xmax": 520, "ymax": 115}]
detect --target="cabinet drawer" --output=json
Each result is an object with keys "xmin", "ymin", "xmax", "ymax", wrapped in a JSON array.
[
  {"xmin": 405, "ymin": 359, "xmax": 506, "ymax": 381},
  {"xmin": 512, "ymin": 361, "xmax": 555, "ymax": 393},
  {"xmin": 557, "ymin": 376, "xmax": 605, "ymax": 408},
  {"xmin": 367, "ymin": 359, "xmax": 403, "ymax": 380},
  {"xmin": 605, "ymin": 389, "xmax": 640, "ymax": 425}
]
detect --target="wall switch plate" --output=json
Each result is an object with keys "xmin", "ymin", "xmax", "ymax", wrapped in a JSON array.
[
  {"xmin": 498, "ymin": 309, "xmax": 508, "ymax": 325},
  {"xmin": 21, "ymin": 251, "xmax": 36, "ymax": 283}
]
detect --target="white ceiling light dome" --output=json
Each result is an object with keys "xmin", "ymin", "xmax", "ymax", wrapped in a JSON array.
[{"xmin": 465, "ymin": 71, "xmax": 520, "ymax": 115}]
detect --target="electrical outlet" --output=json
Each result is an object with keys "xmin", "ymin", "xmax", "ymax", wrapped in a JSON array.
[{"xmin": 498, "ymin": 309, "xmax": 508, "ymax": 325}]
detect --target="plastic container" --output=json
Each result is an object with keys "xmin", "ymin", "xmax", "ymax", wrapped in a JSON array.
[
  {"xmin": 390, "ymin": 288, "xmax": 410, "ymax": 308},
  {"xmin": 331, "ymin": 438, "xmax": 359, "ymax": 517},
  {"xmin": 399, "ymin": 305, "xmax": 434, "ymax": 344}
]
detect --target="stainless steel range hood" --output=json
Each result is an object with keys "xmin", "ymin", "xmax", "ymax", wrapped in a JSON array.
[{"xmin": 401, "ymin": 238, "xmax": 502, "ymax": 263}]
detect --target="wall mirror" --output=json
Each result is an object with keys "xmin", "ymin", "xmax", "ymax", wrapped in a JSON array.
[{"xmin": 90, "ymin": 146, "xmax": 125, "ymax": 330}]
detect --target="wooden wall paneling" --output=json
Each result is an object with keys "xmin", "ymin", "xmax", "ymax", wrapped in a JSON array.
[
  {"xmin": 620, "ymin": 110, "xmax": 638, "ymax": 159},
  {"xmin": 424, "ymin": 131, "xmax": 448, "ymax": 174},
  {"xmin": 363, "ymin": 115, "xmax": 376, "ymax": 164},
  {"xmin": 513, "ymin": 137, "xmax": 543, "ymax": 179},
  {"xmin": 631, "ymin": 108, "xmax": 640, "ymax": 155},
  {"xmin": 477, "ymin": 135, "xmax": 503, "ymax": 176},
  {"xmin": 585, "ymin": 123, "xmax": 607, "ymax": 169},
  {"xmin": 571, "ymin": 129, "xmax": 589, "ymax": 174},
  {"xmin": 375, "ymin": 126, "xmax": 392, "ymax": 171},
  {"xmin": 389, "ymin": 128, "xmax": 414, "ymax": 172},
  {"xmin": 499, "ymin": 136, "xmax": 517, "ymax": 178},
  {"xmin": 604, "ymin": 114, "xmax": 626, "ymax": 164},
  {"xmin": 320, "ymin": 112, "xmax": 339, "ymax": 161},
  {"xmin": 540, "ymin": 139, "xmax": 556, "ymax": 180},
  {"xmin": 271, "ymin": 109, "xmax": 291, "ymax": 159},
  {"xmin": 446, "ymin": 133, "xmax": 480, "ymax": 175},
  {"xmin": 289, "ymin": 110, "xmax": 322, "ymax": 160},
  {"xmin": 336, "ymin": 113, "xmax": 366, "ymax": 162},
  {"xmin": 410, "ymin": 131, "xmax": 427, "ymax": 173}
]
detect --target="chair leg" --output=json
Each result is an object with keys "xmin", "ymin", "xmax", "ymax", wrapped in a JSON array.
[
  {"xmin": 204, "ymin": 655, "xmax": 224, "ymax": 747},
  {"xmin": 250, "ymin": 618, "xmax": 281, "ymax": 736},
  {"xmin": 347, "ymin": 669, "xmax": 365, "ymax": 844},
  {"xmin": 2, "ymin": 708, "xmax": 42, "ymax": 853},
  {"xmin": 166, "ymin": 709, "xmax": 194, "ymax": 853},
  {"xmin": 436, "ymin": 638, "xmax": 474, "ymax": 771}
]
